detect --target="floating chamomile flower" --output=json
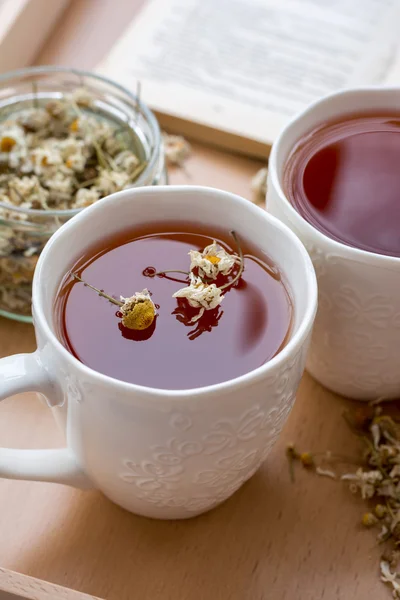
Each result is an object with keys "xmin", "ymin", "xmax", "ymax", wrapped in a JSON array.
[
  {"xmin": 173, "ymin": 273, "xmax": 224, "ymax": 323},
  {"xmin": 71, "ymin": 230, "xmax": 243, "ymax": 336},
  {"xmin": 71, "ymin": 273, "xmax": 156, "ymax": 331},
  {"xmin": 189, "ymin": 240, "xmax": 240, "ymax": 280},
  {"xmin": 120, "ymin": 289, "xmax": 156, "ymax": 330},
  {"xmin": 150, "ymin": 230, "xmax": 243, "ymax": 324}
]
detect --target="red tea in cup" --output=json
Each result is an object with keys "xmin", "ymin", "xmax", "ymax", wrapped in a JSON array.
[
  {"xmin": 284, "ymin": 113, "xmax": 400, "ymax": 256},
  {"xmin": 55, "ymin": 223, "xmax": 292, "ymax": 390}
]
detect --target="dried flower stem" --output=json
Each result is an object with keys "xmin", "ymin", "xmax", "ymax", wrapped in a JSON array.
[
  {"xmin": 77, "ymin": 177, "xmax": 99, "ymax": 189},
  {"xmin": 32, "ymin": 81, "xmax": 39, "ymax": 109},
  {"xmin": 129, "ymin": 160, "xmax": 147, "ymax": 182},
  {"xmin": 103, "ymin": 150, "xmax": 118, "ymax": 171},
  {"xmin": 70, "ymin": 99, "xmax": 110, "ymax": 170},
  {"xmin": 35, "ymin": 181, "xmax": 49, "ymax": 210},
  {"xmin": 286, "ymin": 444, "xmax": 298, "ymax": 483},
  {"xmin": 152, "ymin": 269, "xmax": 190, "ymax": 277},
  {"xmin": 11, "ymin": 186, "xmax": 26, "ymax": 204},
  {"xmin": 369, "ymin": 397, "xmax": 389, "ymax": 406},
  {"xmin": 220, "ymin": 231, "xmax": 244, "ymax": 290},
  {"xmin": 113, "ymin": 125, "xmax": 133, "ymax": 154},
  {"xmin": 153, "ymin": 231, "xmax": 243, "ymax": 286},
  {"xmin": 71, "ymin": 272, "xmax": 123, "ymax": 307}
]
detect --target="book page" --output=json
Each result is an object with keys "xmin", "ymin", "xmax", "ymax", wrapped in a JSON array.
[{"xmin": 98, "ymin": 0, "xmax": 400, "ymax": 148}]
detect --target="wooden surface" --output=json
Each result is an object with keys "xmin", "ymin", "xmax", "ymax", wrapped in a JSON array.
[
  {"xmin": 0, "ymin": 567, "xmax": 101, "ymax": 599},
  {"xmin": 0, "ymin": 1, "xmax": 385, "ymax": 599}
]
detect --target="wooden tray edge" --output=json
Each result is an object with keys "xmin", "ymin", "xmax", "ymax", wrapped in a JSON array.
[{"xmin": 0, "ymin": 567, "xmax": 104, "ymax": 600}]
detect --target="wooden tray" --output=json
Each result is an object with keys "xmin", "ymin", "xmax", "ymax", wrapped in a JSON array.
[
  {"xmin": 0, "ymin": 1, "xmax": 387, "ymax": 598},
  {"xmin": 0, "ymin": 568, "xmax": 101, "ymax": 599},
  {"xmin": 0, "ymin": 152, "xmax": 385, "ymax": 600},
  {"xmin": 0, "ymin": 314, "xmax": 384, "ymax": 600}
]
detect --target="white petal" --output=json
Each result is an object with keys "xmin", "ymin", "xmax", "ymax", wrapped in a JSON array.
[
  {"xmin": 371, "ymin": 423, "xmax": 380, "ymax": 449},
  {"xmin": 315, "ymin": 467, "xmax": 337, "ymax": 479},
  {"xmin": 190, "ymin": 307, "xmax": 205, "ymax": 323},
  {"xmin": 381, "ymin": 560, "xmax": 396, "ymax": 582},
  {"xmin": 173, "ymin": 276, "xmax": 223, "ymax": 311},
  {"xmin": 120, "ymin": 289, "xmax": 155, "ymax": 316}
]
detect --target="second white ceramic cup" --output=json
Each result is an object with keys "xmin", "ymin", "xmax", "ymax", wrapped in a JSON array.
[{"xmin": 267, "ymin": 87, "xmax": 400, "ymax": 400}]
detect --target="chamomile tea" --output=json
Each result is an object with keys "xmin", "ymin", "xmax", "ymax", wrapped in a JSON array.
[
  {"xmin": 284, "ymin": 113, "xmax": 400, "ymax": 256},
  {"xmin": 55, "ymin": 223, "xmax": 292, "ymax": 390}
]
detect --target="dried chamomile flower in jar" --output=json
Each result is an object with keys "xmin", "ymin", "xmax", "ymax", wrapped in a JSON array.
[
  {"xmin": 0, "ymin": 75, "xmax": 157, "ymax": 320},
  {"xmin": 103, "ymin": 135, "xmax": 125, "ymax": 157},
  {"xmin": 114, "ymin": 150, "xmax": 140, "ymax": 174},
  {"xmin": 45, "ymin": 98, "xmax": 69, "ymax": 120},
  {"xmin": 0, "ymin": 226, "xmax": 13, "ymax": 254},
  {"xmin": 69, "ymin": 87, "xmax": 95, "ymax": 108},
  {"xmin": 74, "ymin": 188, "xmax": 100, "ymax": 208},
  {"xmin": 96, "ymin": 169, "xmax": 131, "ymax": 196},
  {"xmin": 0, "ymin": 124, "xmax": 25, "ymax": 153},
  {"xmin": 17, "ymin": 107, "xmax": 51, "ymax": 132}
]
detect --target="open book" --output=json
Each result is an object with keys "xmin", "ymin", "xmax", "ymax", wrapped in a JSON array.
[{"xmin": 98, "ymin": 0, "xmax": 400, "ymax": 158}]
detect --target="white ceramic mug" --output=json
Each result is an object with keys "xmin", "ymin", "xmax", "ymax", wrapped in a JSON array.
[
  {"xmin": 267, "ymin": 87, "xmax": 400, "ymax": 400},
  {"xmin": 0, "ymin": 186, "xmax": 316, "ymax": 519}
]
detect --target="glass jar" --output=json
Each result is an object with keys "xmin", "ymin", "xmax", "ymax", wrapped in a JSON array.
[{"xmin": 0, "ymin": 66, "xmax": 167, "ymax": 322}]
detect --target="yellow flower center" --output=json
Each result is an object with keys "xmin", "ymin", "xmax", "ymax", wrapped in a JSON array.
[
  {"xmin": 207, "ymin": 255, "xmax": 221, "ymax": 264},
  {"xmin": 1, "ymin": 137, "xmax": 16, "ymax": 152},
  {"xmin": 122, "ymin": 299, "xmax": 155, "ymax": 330},
  {"xmin": 69, "ymin": 118, "xmax": 79, "ymax": 132},
  {"xmin": 193, "ymin": 281, "xmax": 208, "ymax": 289}
]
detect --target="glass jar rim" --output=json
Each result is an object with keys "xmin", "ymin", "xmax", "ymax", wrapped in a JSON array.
[{"xmin": 0, "ymin": 65, "xmax": 161, "ymax": 218}]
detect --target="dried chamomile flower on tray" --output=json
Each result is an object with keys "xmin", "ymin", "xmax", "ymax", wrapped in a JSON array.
[
  {"xmin": 288, "ymin": 400, "xmax": 400, "ymax": 598},
  {"xmin": 162, "ymin": 132, "xmax": 190, "ymax": 167},
  {"xmin": 251, "ymin": 166, "xmax": 268, "ymax": 206},
  {"xmin": 0, "ymin": 87, "xmax": 148, "ymax": 319}
]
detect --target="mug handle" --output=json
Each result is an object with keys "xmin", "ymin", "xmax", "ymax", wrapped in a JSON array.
[{"xmin": 0, "ymin": 352, "xmax": 92, "ymax": 489}]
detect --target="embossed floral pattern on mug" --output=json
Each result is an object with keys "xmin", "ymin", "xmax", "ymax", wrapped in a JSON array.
[
  {"xmin": 332, "ymin": 285, "xmax": 400, "ymax": 329},
  {"xmin": 118, "ymin": 350, "xmax": 304, "ymax": 514},
  {"xmin": 304, "ymin": 253, "xmax": 400, "ymax": 397}
]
